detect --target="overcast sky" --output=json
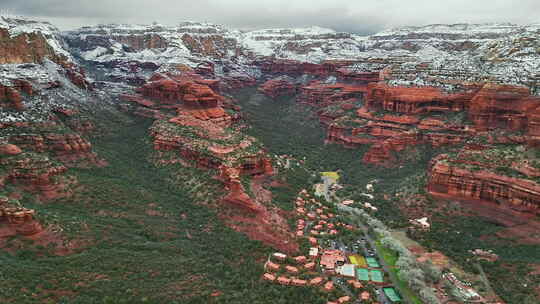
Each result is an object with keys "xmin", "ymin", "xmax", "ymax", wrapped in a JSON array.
[{"xmin": 2, "ymin": 0, "xmax": 540, "ymax": 34}]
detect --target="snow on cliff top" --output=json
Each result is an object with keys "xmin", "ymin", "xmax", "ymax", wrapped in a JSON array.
[
  {"xmin": 74, "ymin": 21, "xmax": 229, "ymax": 36},
  {"xmin": 373, "ymin": 22, "xmax": 539, "ymax": 37},
  {"xmin": 0, "ymin": 15, "xmax": 59, "ymax": 37},
  {"xmin": 0, "ymin": 15, "xmax": 72, "ymax": 60},
  {"xmin": 245, "ymin": 26, "xmax": 337, "ymax": 36}
]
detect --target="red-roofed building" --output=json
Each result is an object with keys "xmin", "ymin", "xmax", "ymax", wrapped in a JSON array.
[
  {"xmin": 285, "ymin": 266, "xmax": 299, "ymax": 274},
  {"xmin": 320, "ymin": 249, "xmax": 346, "ymax": 272},
  {"xmin": 291, "ymin": 278, "xmax": 307, "ymax": 286},
  {"xmin": 338, "ymin": 296, "xmax": 351, "ymax": 303},
  {"xmin": 266, "ymin": 261, "xmax": 280, "ymax": 271},
  {"xmin": 310, "ymin": 277, "xmax": 324, "ymax": 285},
  {"xmin": 304, "ymin": 262, "xmax": 316, "ymax": 270},
  {"xmin": 277, "ymin": 276, "xmax": 291, "ymax": 285},
  {"xmin": 309, "ymin": 237, "xmax": 318, "ymax": 246},
  {"xmin": 262, "ymin": 273, "xmax": 276, "ymax": 281},
  {"xmin": 324, "ymin": 281, "xmax": 334, "ymax": 291},
  {"xmin": 347, "ymin": 280, "xmax": 363, "ymax": 289},
  {"xmin": 294, "ymin": 256, "xmax": 307, "ymax": 264}
]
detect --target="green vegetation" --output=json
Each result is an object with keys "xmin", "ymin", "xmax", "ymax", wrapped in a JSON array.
[
  {"xmin": 233, "ymin": 88, "xmax": 434, "ymax": 227},
  {"xmin": 0, "ymin": 118, "xmax": 336, "ymax": 304},
  {"xmin": 390, "ymin": 270, "xmax": 423, "ymax": 304},
  {"xmin": 415, "ymin": 215, "xmax": 540, "ymax": 303},
  {"xmin": 375, "ymin": 240, "xmax": 398, "ymax": 266}
]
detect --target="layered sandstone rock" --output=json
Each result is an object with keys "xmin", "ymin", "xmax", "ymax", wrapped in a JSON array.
[
  {"xmin": 259, "ymin": 59, "xmax": 336, "ymax": 76},
  {"xmin": 0, "ymin": 196, "xmax": 43, "ymax": 236},
  {"xmin": 8, "ymin": 133, "xmax": 102, "ymax": 167},
  {"xmin": 61, "ymin": 62, "xmax": 93, "ymax": 90},
  {"xmin": 0, "ymin": 28, "xmax": 64, "ymax": 64},
  {"xmin": 129, "ymin": 72, "xmax": 233, "ymax": 126},
  {"xmin": 365, "ymin": 82, "xmax": 476, "ymax": 115},
  {"xmin": 315, "ymin": 81, "xmax": 540, "ymax": 167},
  {"xmin": 0, "ymin": 152, "xmax": 71, "ymax": 201},
  {"xmin": 427, "ymin": 153, "xmax": 540, "ymax": 215},
  {"xmin": 258, "ymin": 78, "xmax": 298, "ymax": 98},
  {"xmin": 298, "ymin": 82, "xmax": 367, "ymax": 107},
  {"xmin": 0, "ymin": 144, "xmax": 22, "ymax": 156},
  {"xmin": 468, "ymin": 84, "xmax": 540, "ymax": 134}
]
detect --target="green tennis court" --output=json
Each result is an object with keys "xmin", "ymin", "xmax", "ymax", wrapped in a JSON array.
[
  {"xmin": 383, "ymin": 287, "xmax": 402, "ymax": 302},
  {"xmin": 356, "ymin": 268, "xmax": 370, "ymax": 281},
  {"xmin": 366, "ymin": 257, "xmax": 380, "ymax": 268},
  {"xmin": 370, "ymin": 269, "xmax": 384, "ymax": 283}
]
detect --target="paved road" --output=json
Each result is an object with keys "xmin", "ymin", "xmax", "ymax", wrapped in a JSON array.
[
  {"xmin": 321, "ymin": 179, "xmax": 414, "ymax": 303},
  {"xmin": 338, "ymin": 205, "xmax": 416, "ymax": 304}
]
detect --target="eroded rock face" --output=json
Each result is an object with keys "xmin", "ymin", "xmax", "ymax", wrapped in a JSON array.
[
  {"xmin": 8, "ymin": 133, "xmax": 102, "ymax": 167},
  {"xmin": 0, "ymin": 83, "xmax": 25, "ymax": 110},
  {"xmin": 298, "ymin": 82, "xmax": 367, "ymax": 107},
  {"xmin": 0, "ymin": 196, "xmax": 43, "ymax": 237},
  {"xmin": 468, "ymin": 84, "xmax": 540, "ymax": 135},
  {"xmin": 125, "ymin": 72, "xmax": 234, "ymax": 126},
  {"xmin": 427, "ymin": 152, "xmax": 540, "ymax": 215},
  {"xmin": 0, "ymin": 29, "xmax": 63, "ymax": 64},
  {"xmin": 316, "ymin": 81, "xmax": 540, "ymax": 167},
  {"xmin": 128, "ymin": 71, "xmax": 273, "ymax": 212},
  {"xmin": 0, "ymin": 152, "xmax": 71, "ymax": 201},
  {"xmin": 0, "ymin": 144, "xmax": 22, "ymax": 156},
  {"xmin": 365, "ymin": 82, "xmax": 475, "ymax": 115},
  {"xmin": 258, "ymin": 78, "xmax": 298, "ymax": 98}
]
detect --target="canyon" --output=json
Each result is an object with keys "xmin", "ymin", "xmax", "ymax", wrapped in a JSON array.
[
  {"xmin": 2, "ymin": 14, "xmax": 540, "ymax": 239},
  {"xmin": 0, "ymin": 15, "xmax": 539, "ymax": 303}
]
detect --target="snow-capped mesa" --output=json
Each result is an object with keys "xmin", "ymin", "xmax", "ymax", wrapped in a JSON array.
[{"xmin": 0, "ymin": 15, "xmax": 73, "ymax": 61}]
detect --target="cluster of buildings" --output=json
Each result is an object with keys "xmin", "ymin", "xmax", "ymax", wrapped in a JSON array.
[{"xmin": 261, "ymin": 189, "xmax": 392, "ymax": 303}]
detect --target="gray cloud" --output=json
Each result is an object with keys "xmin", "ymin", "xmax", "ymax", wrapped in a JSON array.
[{"xmin": 2, "ymin": 0, "xmax": 540, "ymax": 34}]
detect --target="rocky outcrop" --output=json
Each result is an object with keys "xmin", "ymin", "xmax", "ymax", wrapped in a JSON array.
[
  {"xmin": 219, "ymin": 167, "xmax": 259, "ymax": 212},
  {"xmin": 132, "ymin": 71, "xmax": 273, "ymax": 211},
  {"xmin": 258, "ymin": 78, "xmax": 298, "ymax": 98},
  {"xmin": 298, "ymin": 82, "xmax": 367, "ymax": 107},
  {"xmin": 0, "ymin": 28, "xmax": 64, "ymax": 64},
  {"xmin": 8, "ymin": 133, "xmax": 102, "ymax": 167},
  {"xmin": 259, "ymin": 59, "xmax": 336, "ymax": 76},
  {"xmin": 0, "ymin": 196, "xmax": 43, "ymax": 237},
  {"xmin": 0, "ymin": 151, "xmax": 71, "ymax": 201},
  {"xmin": 427, "ymin": 153, "xmax": 540, "ymax": 215},
  {"xmin": 468, "ymin": 84, "xmax": 540, "ymax": 135},
  {"xmin": 0, "ymin": 83, "xmax": 24, "ymax": 110},
  {"xmin": 125, "ymin": 72, "xmax": 234, "ymax": 126},
  {"xmin": 316, "ymin": 81, "xmax": 540, "ymax": 167},
  {"xmin": 365, "ymin": 82, "xmax": 476, "ymax": 115},
  {"xmin": 61, "ymin": 62, "xmax": 93, "ymax": 90}
]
